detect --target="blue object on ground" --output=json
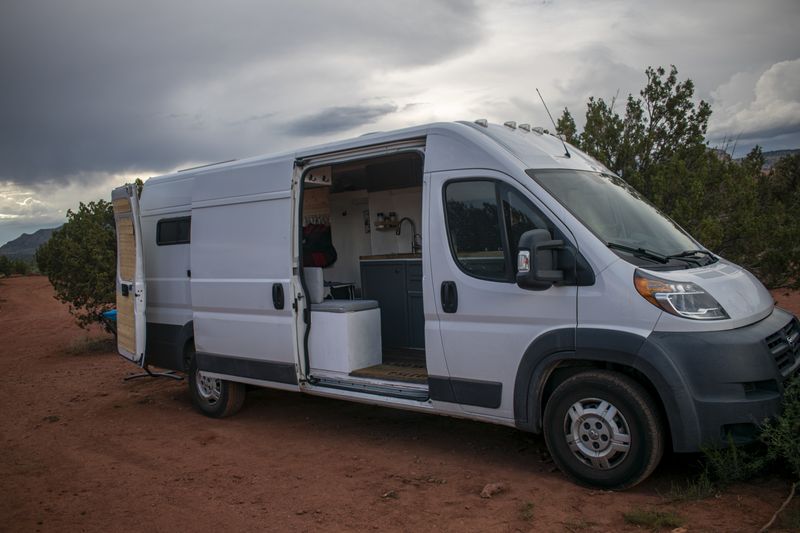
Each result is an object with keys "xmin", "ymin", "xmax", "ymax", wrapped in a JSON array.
[{"xmin": 102, "ymin": 309, "xmax": 117, "ymax": 321}]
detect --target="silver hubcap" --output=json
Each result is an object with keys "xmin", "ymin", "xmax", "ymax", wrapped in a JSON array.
[
  {"xmin": 564, "ymin": 397, "xmax": 631, "ymax": 470},
  {"xmin": 196, "ymin": 371, "xmax": 221, "ymax": 405}
]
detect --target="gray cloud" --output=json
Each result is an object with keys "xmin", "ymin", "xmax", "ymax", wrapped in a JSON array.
[
  {"xmin": 0, "ymin": 0, "xmax": 481, "ymax": 185},
  {"xmin": 282, "ymin": 103, "xmax": 399, "ymax": 136},
  {"xmin": 709, "ymin": 59, "xmax": 800, "ymax": 143}
]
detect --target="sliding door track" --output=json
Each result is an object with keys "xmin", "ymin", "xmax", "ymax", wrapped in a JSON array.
[{"xmin": 311, "ymin": 375, "xmax": 429, "ymax": 402}]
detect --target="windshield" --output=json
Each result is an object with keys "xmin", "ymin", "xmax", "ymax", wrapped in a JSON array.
[{"xmin": 527, "ymin": 169, "xmax": 699, "ymax": 258}]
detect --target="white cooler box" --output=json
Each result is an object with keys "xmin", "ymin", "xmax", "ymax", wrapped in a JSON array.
[{"xmin": 308, "ymin": 300, "xmax": 382, "ymax": 375}]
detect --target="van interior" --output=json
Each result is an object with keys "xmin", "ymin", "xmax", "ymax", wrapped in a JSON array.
[{"xmin": 300, "ymin": 152, "xmax": 427, "ymax": 389}]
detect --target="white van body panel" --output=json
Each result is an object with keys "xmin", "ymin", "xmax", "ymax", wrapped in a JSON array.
[
  {"xmin": 139, "ymin": 177, "xmax": 193, "ymax": 331},
  {"xmin": 427, "ymin": 167, "xmax": 579, "ymax": 420},
  {"xmin": 576, "ymin": 259, "xmax": 663, "ymax": 337},
  {"xmin": 189, "ymin": 157, "xmax": 297, "ymax": 380}
]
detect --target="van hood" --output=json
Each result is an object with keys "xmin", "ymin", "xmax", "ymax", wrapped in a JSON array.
[{"xmin": 649, "ymin": 258, "xmax": 775, "ymax": 332}]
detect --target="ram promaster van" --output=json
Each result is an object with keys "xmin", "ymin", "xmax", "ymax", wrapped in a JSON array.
[{"xmin": 111, "ymin": 120, "xmax": 798, "ymax": 489}]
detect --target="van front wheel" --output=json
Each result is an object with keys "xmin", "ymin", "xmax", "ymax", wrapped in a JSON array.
[
  {"xmin": 542, "ymin": 370, "xmax": 664, "ymax": 490},
  {"xmin": 188, "ymin": 354, "xmax": 246, "ymax": 418}
]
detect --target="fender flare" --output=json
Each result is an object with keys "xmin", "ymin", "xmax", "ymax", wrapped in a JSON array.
[{"xmin": 513, "ymin": 328, "xmax": 700, "ymax": 451}]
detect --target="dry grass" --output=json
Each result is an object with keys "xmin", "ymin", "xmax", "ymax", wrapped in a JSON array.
[
  {"xmin": 63, "ymin": 335, "xmax": 116, "ymax": 355},
  {"xmin": 622, "ymin": 508, "xmax": 684, "ymax": 530}
]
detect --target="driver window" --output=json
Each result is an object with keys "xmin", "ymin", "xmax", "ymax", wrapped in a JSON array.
[
  {"xmin": 444, "ymin": 180, "xmax": 555, "ymax": 282},
  {"xmin": 444, "ymin": 180, "xmax": 509, "ymax": 281}
]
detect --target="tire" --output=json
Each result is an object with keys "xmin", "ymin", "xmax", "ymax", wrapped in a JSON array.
[
  {"xmin": 187, "ymin": 350, "xmax": 246, "ymax": 418},
  {"xmin": 542, "ymin": 370, "xmax": 664, "ymax": 490}
]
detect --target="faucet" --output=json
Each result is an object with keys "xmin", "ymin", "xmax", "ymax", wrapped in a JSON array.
[{"xmin": 396, "ymin": 217, "xmax": 422, "ymax": 254}]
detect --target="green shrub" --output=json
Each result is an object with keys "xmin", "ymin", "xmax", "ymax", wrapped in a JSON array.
[
  {"xmin": 0, "ymin": 256, "xmax": 33, "ymax": 276},
  {"xmin": 36, "ymin": 200, "xmax": 116, "ymax": 329},
  {"xmin": 761, "ymin": 375, "xmax": 800, "ymax": 478},
  {"xmin": 702, "ymin": 436, "xmax": 770, "ymax": 485}
]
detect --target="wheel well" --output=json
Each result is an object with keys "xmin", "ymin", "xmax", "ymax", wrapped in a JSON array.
[
  {"xmin": 182, "ymin": 337, "xmax": 195, "ymax": 372},
  {"xmin": 539, "ymin": 360, "xmax": 672, "ymax": 450}
]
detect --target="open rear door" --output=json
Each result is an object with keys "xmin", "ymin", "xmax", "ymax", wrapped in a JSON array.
[{"xmin": 112, "ymin": 184, "xmax": 146, "ymax": 364}]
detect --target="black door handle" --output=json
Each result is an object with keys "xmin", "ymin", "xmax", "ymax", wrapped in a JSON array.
[
  {"xmin": 272, "ymin": 283, "xmax": 284, "ymax": 310},
  {"xmin": 441, "ymin": 281, "xmax": 458, "ymax": 313},
  {"xmin": 121, "ymin": 283, "xmax": 130, "ymax": 297}
]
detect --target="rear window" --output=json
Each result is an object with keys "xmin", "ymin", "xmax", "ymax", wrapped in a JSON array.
[{"xmin": 157, "ymin": 217, "xmax": 191, "ymax": 245}]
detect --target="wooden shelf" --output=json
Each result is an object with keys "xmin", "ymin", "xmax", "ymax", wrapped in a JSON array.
[{"xmin": 373, "ymin": 221, "xmax": 399, "ymax": 231}]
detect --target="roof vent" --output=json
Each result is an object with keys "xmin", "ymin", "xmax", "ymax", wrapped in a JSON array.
[
  {"xmin": 519, "ymin": 123, "xmax": 531, "ymax": 132},
  {"xmin": 504, "ymin": 121, "xmax": 517, "ymax": 129},
  {"xmin": 532, "ymin": 126, "xmax": 545, "ymax": 135},
  {"xmin": 474, "ymin": 118, "xmax": 488, "ymax": 127}
]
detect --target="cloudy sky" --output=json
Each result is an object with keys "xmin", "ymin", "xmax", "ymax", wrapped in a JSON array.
[{"xmin": 1, "ymin": 0, "xmax": 799, "ymax": 245}]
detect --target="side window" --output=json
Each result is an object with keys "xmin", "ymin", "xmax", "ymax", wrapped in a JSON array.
[
  {"xmin": 502, "ymin": 187, "xmax": 548, "ymax": 270},
  {"xmin": 444, "ymin": 180, "xmax": 509, "ymax": 281},
  {"xmin": 157, "ymin": 217, "xmax": 191, "ymax": 245}
]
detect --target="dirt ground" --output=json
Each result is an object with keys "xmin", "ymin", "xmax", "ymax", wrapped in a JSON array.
[{"xmin": 1, "ymin": 276, "xmax": 797, "ymax": 532}]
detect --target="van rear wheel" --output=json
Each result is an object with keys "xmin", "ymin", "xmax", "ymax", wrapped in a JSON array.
[
  {"xmin": 187, "ymin": 351, "xmax": 246, "ymax": 418},
  {"xmin": 542, "ymin": 370, "xmax": 664, "ymax": 490}
]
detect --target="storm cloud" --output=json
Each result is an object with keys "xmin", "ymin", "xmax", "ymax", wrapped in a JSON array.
[
  {"xmin": 283, "ymin": 103, "xmax": 399, "ymax": 136},
  {"xmin": 0, "ymin": 0, "xmax": 481, "ymax": 185}
]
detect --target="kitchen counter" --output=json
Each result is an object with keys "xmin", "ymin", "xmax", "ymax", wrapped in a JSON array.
[{"xmin": 360, "ymin": 256, "xmax": 424, "ymax": 350}]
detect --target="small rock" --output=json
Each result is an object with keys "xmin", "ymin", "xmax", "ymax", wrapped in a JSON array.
[
  {"xmin": 42, "ymin": 415, "xmax": 60, "ymax": 423},
  {"xmin": 480, "ymin": 482, "xmax": 506, "ymax": 498},
  {"xmin": 671, "ymin": 528, "xmax": 688, "ymax": 533},
  {"xmin": 381, "ymin": 490, "xmax": 398, "ymax": 499}
]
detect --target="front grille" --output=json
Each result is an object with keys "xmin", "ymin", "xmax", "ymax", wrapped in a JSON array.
[{"xmin": 765, "ymin": 318, "xmax": 800, "ymax": 376}]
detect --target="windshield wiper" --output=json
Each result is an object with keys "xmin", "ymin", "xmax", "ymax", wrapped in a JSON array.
[
  {"xmin": 607, "ymin": 242, "xmax": 669, "ymax": 264},
  {"xmin": 665, "ymin": 249, "xmax": 718, "ymax": 265}
]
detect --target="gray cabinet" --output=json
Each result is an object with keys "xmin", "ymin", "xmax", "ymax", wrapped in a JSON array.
[{"xmin": 360, "ymin": 259, "xmax": 424, "ymax": 350}]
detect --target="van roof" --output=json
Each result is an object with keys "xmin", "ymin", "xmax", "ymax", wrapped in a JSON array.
[{"xmin": 145, "ymin": 120, "xmax": 606, "ymax": 186}]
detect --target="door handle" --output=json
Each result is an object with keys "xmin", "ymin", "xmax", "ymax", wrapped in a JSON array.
[
  {"xmin": 272, "ymin": 283, "xmax": 285, "ymax": 310},
  {"xmin": 441, "ymin": 281, "xmax": 458, "ymax": 313},
  {"xmin": 121, "ymin": 283, "xmax": 130, "ymax": 297}
]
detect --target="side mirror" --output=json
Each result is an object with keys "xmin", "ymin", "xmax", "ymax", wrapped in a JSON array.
[{"xmin": 516, "ymin": 229, "xmax": 564, "ymax": 291}]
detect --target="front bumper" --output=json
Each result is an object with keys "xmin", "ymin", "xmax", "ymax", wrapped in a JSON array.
[{"xmin": 640, "ymin": 307, "xmax": 800, "ymax": 451}]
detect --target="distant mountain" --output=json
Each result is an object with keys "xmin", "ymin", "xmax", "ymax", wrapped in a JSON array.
[
  {"xmin": 0, "ymin": 227, "xmax": 60, "ymax": 261},
  {"xmin": 760, "ymin": 149, "xmax": 799, "ymax": 170}
]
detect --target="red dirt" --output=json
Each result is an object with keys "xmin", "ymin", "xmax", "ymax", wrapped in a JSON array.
[{"xmin": 0, "ymin": 276, "xmax": 796, "ymax": 532}]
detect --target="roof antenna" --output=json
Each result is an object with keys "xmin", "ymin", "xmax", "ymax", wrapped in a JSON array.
[{"xmin": 536, "ymin": 88, "xmax": 571, "ymax": 158}]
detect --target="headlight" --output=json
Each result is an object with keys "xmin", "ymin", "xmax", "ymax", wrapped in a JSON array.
[{"xmin": 634, "ymin": 269, "xmax": 729, "ymax": 320}]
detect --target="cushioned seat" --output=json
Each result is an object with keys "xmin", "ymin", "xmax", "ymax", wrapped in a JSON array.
[{"xmin": 311, "ymin": 299, "xmax": 379, "ymax": 313}]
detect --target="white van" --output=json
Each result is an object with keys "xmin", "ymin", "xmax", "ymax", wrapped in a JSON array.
[{"xmin": 111, "ymin": 120, "xmax": 798, "ymax": 489}]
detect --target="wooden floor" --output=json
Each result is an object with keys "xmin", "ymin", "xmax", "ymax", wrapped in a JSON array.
[{"xmin": 349, "ymin": 348, "xmax": 428, "ymax": 384}]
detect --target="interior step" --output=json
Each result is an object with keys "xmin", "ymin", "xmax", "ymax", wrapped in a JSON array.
[
  {"xmin": 350, "ymin": 361, "xmax": 428, "ymax": 384},
  {"xmin": 382, "ymin": 347, "xmax": 426, "ymax": 365}
]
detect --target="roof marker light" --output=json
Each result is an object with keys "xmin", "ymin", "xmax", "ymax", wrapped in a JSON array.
[
  {"xmin": 474, "ymin": 119, "xmax": 488, "ymax": 127},
  {"xmin": 532, "ymin": 126, "xmax": 545, "ymax": 134},
  {"xmin": 519, "ymin": 123, "xmax": 531, "ymax": 132},
  {"xmin": 504, "ymin": 121, "xmax": 517, "ymax": 129}
]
